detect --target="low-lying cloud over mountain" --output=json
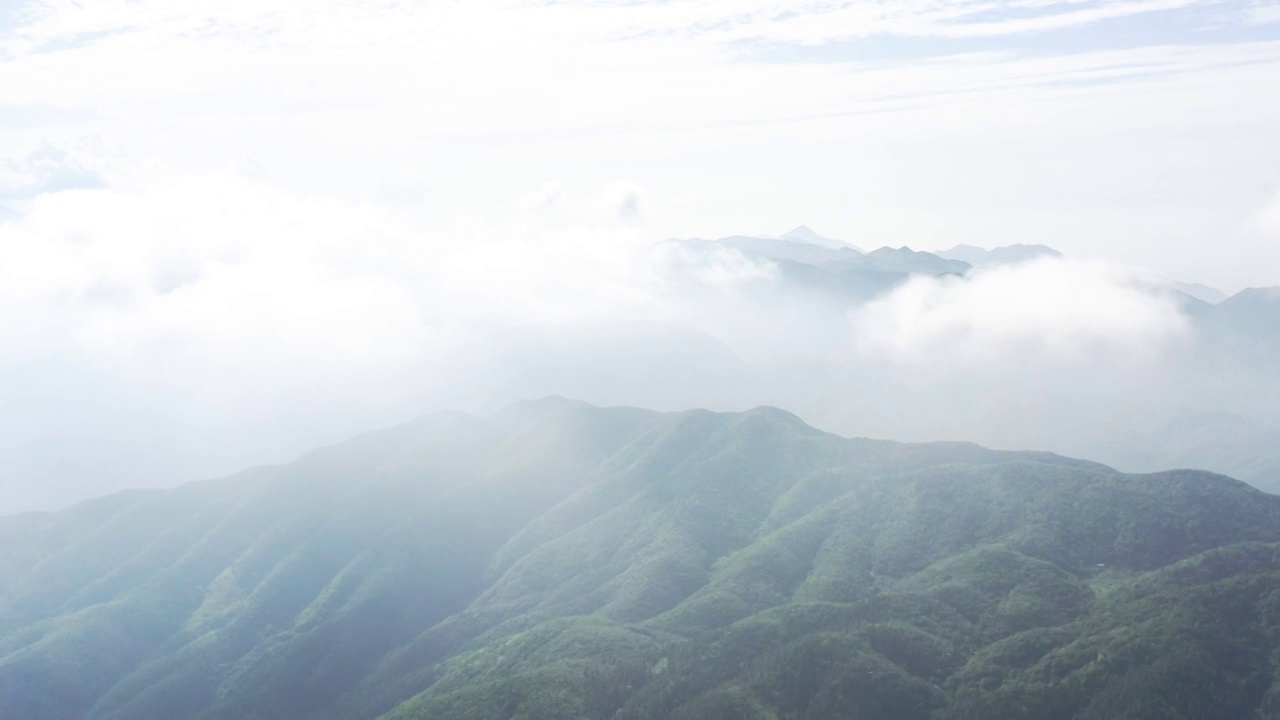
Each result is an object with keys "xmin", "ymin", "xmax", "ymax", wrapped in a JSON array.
[
  {"xmin": 849, "ymin": 258, "xmax": 1191, "ymax": 365},
  {"xmin": 2, "ymin": 160, "xmax": 1278, "ymax": 509}
]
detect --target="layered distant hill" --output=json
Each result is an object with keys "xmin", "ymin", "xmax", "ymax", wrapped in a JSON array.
[
  {"xmin": 4, "ymin": 399, "xmax": 1280, "ymax": 720},
  {"xmin": 936, "ymin": 243, "xmax": 1062, "ymax": 267},
  {"xmin": 661, "ymin": 230, "xmax": 1279, "ymax": 493},
  {"xmin": 669, "ymin": 230, "xmax": 969, "ymax": 304},
  {"xmin": 1197, "ymin": 286, "xmax": 1280, "ymax": 360},
  {"xmin": 1168, "ymin": 280, "xmax": 1229, "ymax": 304}
]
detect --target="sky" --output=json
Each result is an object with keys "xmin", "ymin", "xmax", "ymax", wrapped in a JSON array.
[
  {"xmin": 2, "ymin": 0, "xmax": 1280, "ymax": 511},
  {"xmin": 3, "ymin": 0, "xmax": 1280, "ymax": 283}
]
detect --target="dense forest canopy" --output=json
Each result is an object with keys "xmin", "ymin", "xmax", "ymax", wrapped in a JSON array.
[{"xmin": 3, "ymin": 399, "xmax": 1279, "ymax": 719}]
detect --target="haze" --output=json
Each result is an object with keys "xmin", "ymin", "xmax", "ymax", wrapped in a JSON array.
[{"xmin": 2, "ymin": 0, "xmax": 1280, "ymax": 512}]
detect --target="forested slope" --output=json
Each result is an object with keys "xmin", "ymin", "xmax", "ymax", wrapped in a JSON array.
[{"xmin": 2, "ymin": 398, "xmax": 1278, "ymax": 719}]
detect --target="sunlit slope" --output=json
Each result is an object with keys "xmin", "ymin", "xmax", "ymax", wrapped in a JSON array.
[{"xmin": 2, "ymin": 399, "xmax": 1279, "ymax": 720}]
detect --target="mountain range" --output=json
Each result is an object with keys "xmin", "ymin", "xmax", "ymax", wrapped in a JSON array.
[
  {"xmin": 667, "ymin": 229, "xmax": 1279, "ymax": 494},
  {"xmin": 778, "ymin": 225, "xmax": 861, "ymax": 252},
  {"xmin": 4, "ymin": 399, "xmax": 1280, "ymax": 719},
  {"xmin": 677, "ymin": 229, "xmax": 1235, "ymax": 305},
  {"xmin": 669, "ymin": 231, "xmax": 970, "ymax": 305},
  {"xmin": 1195, "ymin": 286, "xmax": 1280, "ymax": 360},
  {"xmin": 935, "ymin": 243, "xmax": 1062, "ymax": 267}
]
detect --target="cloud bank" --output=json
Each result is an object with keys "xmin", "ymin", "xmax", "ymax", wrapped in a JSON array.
[
  {"xmin": 850, "ymin": 258, "xmax": 1192, "ymax": 367},
  {"xmin": 0, "ymin": 158, "xmax": 1233, "ymax": 511},
  {"xmin": 1, "ymin": 0, "xmax": 1278, "ymax": 508}
]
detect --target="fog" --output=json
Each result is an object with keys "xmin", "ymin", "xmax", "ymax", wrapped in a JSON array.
[
  {"xmin": 4, "ymin": 0, "xmax": 1280, "ymax": 511},
  {"xmin": 1, "ymin": 166, "xmax": 1277, "ymax": 512}
]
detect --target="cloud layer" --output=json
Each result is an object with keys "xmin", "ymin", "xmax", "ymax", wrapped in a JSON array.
[
  {"xmin": 0, "ymin": 160, "xmax": 1233, "ymax": 510},
  {"xmin": 3, "ymin": 0, "xmax": 1280, "ymax": 291},
  {"xmin": 1, "ymin": 1, "xmax": 1279, "ymax": 509}
]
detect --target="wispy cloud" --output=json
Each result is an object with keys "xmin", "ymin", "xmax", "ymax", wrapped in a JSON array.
[
  {"xmin": 1249, "ymin": 2, "xmax": 1280, "ymax": 25},
  {"xmin": 4, "ymin": 1, "xmax": 1271, "ymax": 59},
  {"xmin": 3, "ymin": 1, "xmax": 1277, "ymax": 145}
]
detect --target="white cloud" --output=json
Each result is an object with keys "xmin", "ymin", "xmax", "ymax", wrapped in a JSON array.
[
  {"xmin": 848, "ymin": 258, "xmax": 1192, "ymax": 366},
  {"xmin": 6, "ymin": 0, "xmax": 1226, "ymax": 55},
  {"xmin": 0, "ymin": 161, "xmax": 785, "ymax": 404},
  {"xmin": 2, "ymin": 0, "xmax": 1278, "ymax": 289},
  {"xmin": 4, "ymin": 1, "xmax": 1278, "ymax": 134},
  {"xmin": 1250, "ymin": 3, "xmax": 1280, "ymax": 25},
  {"xmin": 0, "ymin": 169, "xmax": 677, "ymax": 506},
  {"xmin": 0, "ymin": 140, "xmax": 107, "ymax": 204},
  {"xmin": 1, "ymin": 172, "xmax": 674, "ymax": 366},
  {"xmin": 0, "ymin": 160, "xmax": 801, "ymax": 510},
  {"xmin": 1, "ymin": 0, "xmax": 1279, "ymax": 509},
  {"xmin": 1, "ymin": 175, "xmax": 413, "ymax": 388},
  {"xmin": 0, "ymin": 159, "xmax": 1265, "ymax": 511}
]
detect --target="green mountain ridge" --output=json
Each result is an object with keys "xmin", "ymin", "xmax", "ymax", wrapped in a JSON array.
[{"xmin": 3, "ymin": 398, "xmax": 1280, "ymax": 719}]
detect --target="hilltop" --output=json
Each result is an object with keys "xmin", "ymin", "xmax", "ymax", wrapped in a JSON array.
[{"xmin": 3, "ymin": 400, "xmax": 1280, "ymax": 719}]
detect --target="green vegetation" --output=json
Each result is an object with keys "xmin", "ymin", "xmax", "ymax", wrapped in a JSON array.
[{"xmin": 3, "ymin": 398, "xmax": 1280, "ymax": 719}]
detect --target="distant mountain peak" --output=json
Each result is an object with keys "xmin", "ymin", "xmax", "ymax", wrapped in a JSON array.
[
  {"xmin": 1230, "ymin": 286, "xmax": 1280, "ymax": 300},
  {"xmin": 859, "ymin": 246, "xmax": 970, "ymax": 275},
  {"xmin": 1219, "ymin": 286, "xmax": 1280, "ymax": 313},
  {"xmin": 778, "ymin": 225, "xmax": 861, "ymax": 252}
]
